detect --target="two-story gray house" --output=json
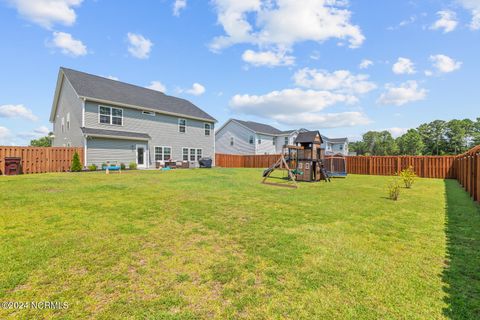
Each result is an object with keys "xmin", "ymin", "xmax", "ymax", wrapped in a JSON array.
[
  {"xmin": 215, "ymin": 119, "xmax": 303, "ymax": 155},
  {"xmin": 321, "ymin": 136, "xmax": 349, "ymax": 156},
  {"xmin": 50, "ymin": 68, "xmax": 216, "ymax": 168},
  {"xmin": 216, "ymin": 118, "xmax": 349, "ymax": 156}
]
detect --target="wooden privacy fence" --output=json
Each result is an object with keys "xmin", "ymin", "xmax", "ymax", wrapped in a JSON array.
[
  {"xmin": 217, "ymin": 146, "xmax": 480, "ymax": 203},
  {"xmin": 454, "ymin": 145, "xmax": 480, "ymax": 203},
  {"xmin": 0, "ymin": 146, "xmax": 84, "ymax": 175},
  {"xmin": 215, "ymin": 153, "xmax": 457, "ymax": 178},
  {"xmin": 215, "ymin": 154, "xmax": 280, "ymax": 169},
  {"xmin": 346, "ymin": 156, "xmax": 457, "ymax": 179}
]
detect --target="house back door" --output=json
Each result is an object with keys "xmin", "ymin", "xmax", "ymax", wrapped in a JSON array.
[{"xmin": 136, "ymin": 144, "xmax": 147, "ymax": 169}]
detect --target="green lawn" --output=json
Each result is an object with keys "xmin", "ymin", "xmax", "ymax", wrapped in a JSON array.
[{"xmin": 0, "ymin": 169, "xmax": 479, "ymax": 319}]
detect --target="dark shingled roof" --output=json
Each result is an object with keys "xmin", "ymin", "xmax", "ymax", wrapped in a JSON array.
[
  {"xmin": 295, "ymin": 131, "xmax": 323, "ymax": 144},
  {"xmin": 322, "ymin": 135, "xmax": 348, "ymax": 143},
  {"xmin": 62, "ymin": 68, "xmax": 216, "ymax": 122},
  {"xmin": 233, "ymin": 119, "xmax": 283, "ymax": 135},
  {"xmin": 81, "ymin": 127, "xmax": 150, "ymax": 140}
]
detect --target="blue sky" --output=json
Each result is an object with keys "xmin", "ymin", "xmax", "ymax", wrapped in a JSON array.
[{"xmin": 0, "ymin": 0, "xmax": 479, "ymax": 145}]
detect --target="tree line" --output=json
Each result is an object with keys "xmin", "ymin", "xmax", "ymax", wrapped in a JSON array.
[{"xmin": 349, "ymin": 118, "xmax": 480, "ymax": 156}]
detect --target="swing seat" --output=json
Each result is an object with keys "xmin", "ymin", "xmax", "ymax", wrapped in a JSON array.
[{"xmin": 292, "ymin": 169, "xmax": 303, "ymax": 175}]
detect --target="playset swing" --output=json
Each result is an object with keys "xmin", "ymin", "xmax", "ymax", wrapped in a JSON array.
[{"xmin": 262, "ymin": 131, "xmax": 335, "ymax": 188}]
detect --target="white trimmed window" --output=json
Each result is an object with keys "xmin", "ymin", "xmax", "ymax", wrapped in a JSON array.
[
  {"xmin": 230, "ymin": 137, "xmax": 234, "ymax": 146},
  {"xmin": 99, "ymin": 105, "xmax": 123, "ymax": 126},
  {"xmin": 249, "ymin": 135, "xmax": 254, "ymax": 144},
  {"xmin": 61, "ymin": 117, "xmax": 65, "ymax": 133},
  {"xmin": 66, "ymin": 113, "xmax": 70, "ymax": 131},
  {"xmin": 204, "ymin": 123, "xmax": 211, "ymax": 136},
  {"xmin": 284, "ymin": 137, "xmax": 289, "ymax": 146},
  {"xmin": 273, "ymin": 137, "xmax": 276, "ymax": 146},
  {"xmin": 155, "ymin": 146, "xmax": 172, "ymax": 161},
  {"xmin": 183, "ymin": 148, "xmax": 202, "ymax": 161},
  {"xmin": 178, "ymin": 118, "xmax": 186, "ymax": 133},
  {"xmin": 258, "ymin": 139, "xmax": 262, "ymax": 144}
]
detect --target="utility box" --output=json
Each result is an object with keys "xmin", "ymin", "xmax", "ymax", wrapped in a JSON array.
[{"xmin": 4, "ymin": 157, "xmax": 22, "ymax": 175}]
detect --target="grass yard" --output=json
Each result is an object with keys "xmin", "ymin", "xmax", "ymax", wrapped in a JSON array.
[{"xmin": 0, "ymin": 169, "xmax": 479, "ymax": 319}]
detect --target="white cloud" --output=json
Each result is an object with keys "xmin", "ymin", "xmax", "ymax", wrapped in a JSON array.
[
  {"xmin": 51, "ymin": 31, "xmax": 87, "ymax": 56},
  {"xmin": 430, "ymin": 10, "xmax": 458, "ymax": 33},
  {"xmin": 388, "ymin": 15, "xmax": 417, "ymax": 30},
  {"xmin": 359, "ymin": 59, "xmax": 373, "ymax": 69},
  {"xmin": 210, "ymin": 0, "xmax": 364, "ymax": 64},
  {"xmin": 173, "ymin": 0, "xmax": 187, "ymax": 16},
  {"xmin": 392, "ymin": 57, "xmax": 416, "ymax": 75},
  {"xmin": 387, "ymin": 127, "xmax": 409, "ymax": 138},
  {"xmin": 456, "ymin": 0, "xmax": 480, "ymax": 30},
  {"xmin": 182, "ymin": 83, "xmax": 206, "ymax": 96},
  {"xmin": 273, "ymin": 111, "xmax": 371, "ymax": 128},
  {"xmin": 127, "ymin": 33, "xmax": 153, "ymax": 59},
  {"xmin": 106, "ymin": 75, "xmax": 119, "ymax": 81},
  {"xmin": 429, "ymin": 54, "xmax": 462, "ymax": 73},
  {"xmin": 293, "ymin": 68, "xmax": 376, "ymax": 95},
  {"xmin": 230, "ymin": 88, "xmax": 368, "ymax": 128},
  {"xmin": 471, "ymin": 10, "xmax": 480, "ymax": 30},
  {"xmin": 147, "ymin": 81, "xmax": 167, "ymax": 92},
  {"xmin": 242, "ymin": 49, "xmax": 295, "ymax": 67},
  {"xmin": 377, "ymin": 81, "xmax": 427, "ymax": 106},
  {"xmin": 34, "ymin": 126, "xmax": 51, "ymax": 135},
  {"xmin": 0, "ymin": 104, "xmax": 38, "ymax": 121},
  {"xmin": 0, "ymin": 126, "xmax": 12, "ymax": 145},
  {"xmin": 16, "ymin": 126, "xmax": 51, "ymax": 141},
  {"xmin": 7, "ymin": 0, "xmax": 83, "ymax": 29},
  {"xmin": 230, "ymin": 88, "xmax": 357, "ymax": 117}
]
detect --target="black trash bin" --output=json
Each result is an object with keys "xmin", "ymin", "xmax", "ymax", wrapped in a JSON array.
[
  {"xmin": 198, "ymin": 157, "xmax": 212, "ymax": 168},
  {"xmin": 5, "ymin": 157, "xmax": 22, "ymax": 175}
]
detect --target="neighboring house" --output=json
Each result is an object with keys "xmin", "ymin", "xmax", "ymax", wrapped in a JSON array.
[
  {"xmin": 216, "ymin": 119, "xmax": 349, "ymax": 156},
  {"xmin": 321, "ymin": 136, "xmax": 349, "ymax": 156},
  {"xmin": 215, "ymin": 119, "xmax": 305, "ymax": 155},
  {"xmin": 50, "ymin": 67, "xmax": 216, "ymax": 168}
]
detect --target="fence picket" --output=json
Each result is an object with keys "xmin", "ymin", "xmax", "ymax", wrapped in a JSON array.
[{"xmin": 0, "ymin": 146, "xmax": 83, "ymax": 174}]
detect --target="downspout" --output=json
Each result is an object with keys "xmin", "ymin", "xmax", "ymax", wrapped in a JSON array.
[
  {"xmin": 213, "ymin": 124, "xmax": 216, "ymax": 167},
  {"xmin": 82, "ymin": 98, "xmax": 87, "ymax": 167},
  {"xmin": 84, "ymin": 135, "xmax": 88, "ymax": 167}
]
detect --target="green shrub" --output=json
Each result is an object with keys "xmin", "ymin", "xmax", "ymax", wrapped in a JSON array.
[
  {"xmin": 70, "ymin": 152, "xmax": 82, "ymax": 172},
  {"xmin": 88, "ymin": 164, "xmax": 97, "ymax": 171},
  {"xmin": 387, "ymin": 178, "xmax": 401, "ymax": 201},
  {"xmin": 101, "ymin": 163, "xmax": 107, "ymax": 169},
  {"xmin": 120, "ymin": 163, "xmax": 126, "ymax": 170},
  {"xmin": 399, "ymin": 166, "xmax": 417, "ymax": 188},
  {"xmin": 129, "ymin": 162, "xmax": 137, "ymax": 170}
]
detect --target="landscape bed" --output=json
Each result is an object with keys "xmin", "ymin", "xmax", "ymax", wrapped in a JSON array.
[{"xmin": 0, "ymin": 169, "xmax": 479, "ymax": 319}]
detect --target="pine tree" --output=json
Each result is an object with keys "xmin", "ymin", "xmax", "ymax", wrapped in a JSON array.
[{"xmin": 70, "ymin": 152, "xmax": 82, "ymax": 172}]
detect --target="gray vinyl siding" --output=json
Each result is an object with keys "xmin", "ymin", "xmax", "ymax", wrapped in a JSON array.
[
  {"xmin": 84, "ymin": 101, "xmax": 214, "ymax": 164},
  {"xmin": 52, "ymin": 77, "xmax": 83, "ymax": 147},
  {"xmin": 275, "ymin": 134, "xmax": 291, "ymax": 154},
  {"xmin": 255, "ymin": 134, "xmax": 276, "ymax": 155},
  {"xmin": 215, "ymin": 121, "xmax": 255, "ymax": 155},
  {"xmin": 86, "ymin": 138, "xmax": 138, "ymax": 166}
]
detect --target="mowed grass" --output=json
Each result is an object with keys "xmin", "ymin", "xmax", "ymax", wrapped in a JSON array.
[{"xmin": 0, "ymin": 169, "xmax": 479, "ymax": 319}]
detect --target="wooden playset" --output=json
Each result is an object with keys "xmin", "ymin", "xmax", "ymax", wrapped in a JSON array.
[{"xmin": 262, "ymin": 131, "xmax": 332, "ymax": 188}]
